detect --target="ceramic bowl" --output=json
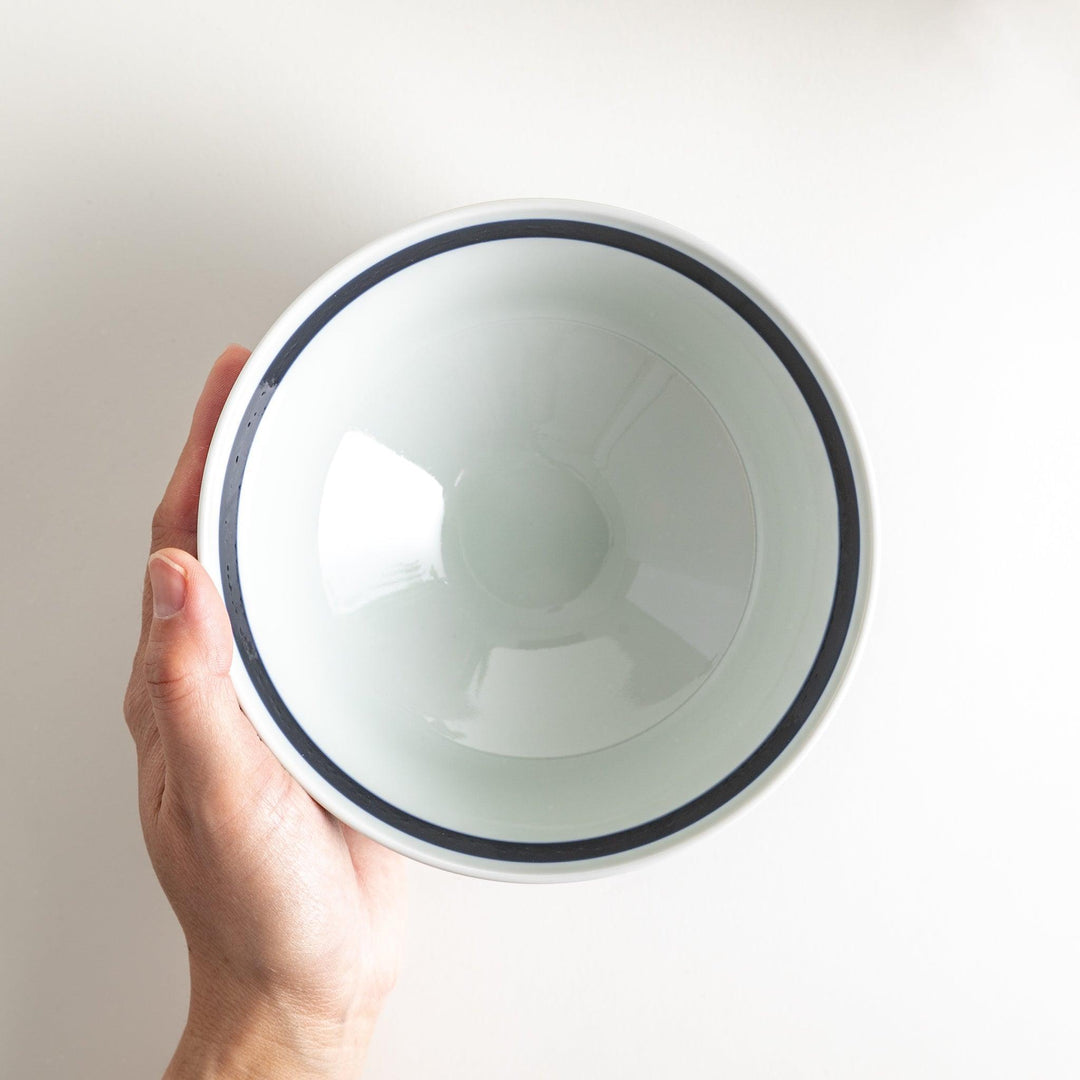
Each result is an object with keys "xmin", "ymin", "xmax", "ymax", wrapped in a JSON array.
[{"xmin": 198, "ymin": 199, "xmax": 873, "ymax": 881}]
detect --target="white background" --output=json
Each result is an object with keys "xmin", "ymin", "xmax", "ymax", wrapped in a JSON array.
[{"xmin": 2, "ymin": 2, "xmax": 1078, "ymax": 1076}]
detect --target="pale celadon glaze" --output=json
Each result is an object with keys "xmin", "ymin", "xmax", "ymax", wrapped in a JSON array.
[{"xmin": 198, "ymin": 200, "xmax": 874, "ymax": 881}]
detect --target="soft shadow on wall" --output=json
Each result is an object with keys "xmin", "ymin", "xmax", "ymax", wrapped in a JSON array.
[{"xmin": 0, "ymin": 106, "xmax": 427, "ymax": 1078}]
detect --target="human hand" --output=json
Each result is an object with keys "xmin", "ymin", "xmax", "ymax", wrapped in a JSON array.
[{"xmin": 124, "ymin": 346, "xmax": 406, "ymax": 1079}]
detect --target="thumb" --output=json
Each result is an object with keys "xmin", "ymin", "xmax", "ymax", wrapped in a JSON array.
[{"xmin": 144, "ymin": 548, "xmax": 265, "ymax": 794}]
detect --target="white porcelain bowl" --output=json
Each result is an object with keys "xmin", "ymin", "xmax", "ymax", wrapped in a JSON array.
[{"xmin": 198, "ymin": 199, "xmax": 873, "ymax": 881}]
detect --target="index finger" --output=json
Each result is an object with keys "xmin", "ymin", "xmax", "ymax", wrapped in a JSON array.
[
  {"xmin": 138, "ymin": 345, "xmax": 250, "ymax": 644},
  {"xmin": 150, "ymin": 344, "xmax": 251, "ymax": 558}
]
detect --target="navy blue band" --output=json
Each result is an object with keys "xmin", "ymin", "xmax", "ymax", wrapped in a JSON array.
[{"xmin": 219, "ymin": 219, "xmax": 861, "ymax": 863}]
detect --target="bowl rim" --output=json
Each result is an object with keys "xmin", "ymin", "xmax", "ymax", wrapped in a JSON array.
[{"xmin": 198, "ymin": 197, "xmax": 876, "ymax": 882}]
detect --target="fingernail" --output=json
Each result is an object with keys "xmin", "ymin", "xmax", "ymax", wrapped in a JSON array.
[{"xmin": 148, "ymin": 553, "xmax": 187, "ymax": 619}]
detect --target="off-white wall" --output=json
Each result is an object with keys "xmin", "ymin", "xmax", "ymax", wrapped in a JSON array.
[{"xmin": 1, "ymin": 2, "xmax": 1077, "ymax": 1076}]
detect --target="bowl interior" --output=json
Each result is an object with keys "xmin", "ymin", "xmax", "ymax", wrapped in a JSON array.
[{"xmin": 230, "ymin": 232, "xmax": 840, "ymax": 844}]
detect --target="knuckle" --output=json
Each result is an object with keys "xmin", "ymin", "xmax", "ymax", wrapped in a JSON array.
[{"xmin": 143, "ymin": 647, "xmax": 199, "ymax": 710}]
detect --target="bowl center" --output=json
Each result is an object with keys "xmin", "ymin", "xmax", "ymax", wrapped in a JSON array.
[
  {"xmin": 297, "ymin": 316, "xmax": 758, "ymax": 760},
  {"xmin": 452, "ymin": 455, "xmax": 611, "ymax": 610}
]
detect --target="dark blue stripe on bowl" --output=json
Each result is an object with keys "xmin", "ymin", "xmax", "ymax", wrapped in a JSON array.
[{"xmin": 218, "ymin": 219, "xmax": 862, "ymax": 864}]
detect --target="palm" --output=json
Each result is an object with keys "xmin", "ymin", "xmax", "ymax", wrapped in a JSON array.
[{"xmin": 150, "ymin": 744, "xmax": 402, "ymax": 1013}]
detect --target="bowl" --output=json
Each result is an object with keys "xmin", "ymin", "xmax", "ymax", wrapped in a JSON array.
[{"xmin": 198, "ymin": 199, "xmax": 873, "ymax": 881}]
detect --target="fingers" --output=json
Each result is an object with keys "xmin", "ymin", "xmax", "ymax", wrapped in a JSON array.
[
  {"xmin": 151, "ymin": 343, "xmax": 250, "ymax": 558},
  {"xmin": 128, "ymin": 345, "xmax": 250, "ymax": 753},
  {"xmin": 144, "ymin": 547, "xmax": 269, "ymax": 799}
]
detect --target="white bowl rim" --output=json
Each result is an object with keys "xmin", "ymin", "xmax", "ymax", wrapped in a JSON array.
[{"xmin": 198, "ymin": 197, "xmax": 876, "ymax": 882}]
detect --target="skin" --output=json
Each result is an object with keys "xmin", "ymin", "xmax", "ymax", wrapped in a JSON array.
[{"xmin": 123, "ymin": 345, "xmax": 406, "ymax": 1079}]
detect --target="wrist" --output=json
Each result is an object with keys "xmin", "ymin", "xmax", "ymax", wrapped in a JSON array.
[{"xmin": 164, "ymin": 963, "xmax": 380, "ymax": 1080}]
